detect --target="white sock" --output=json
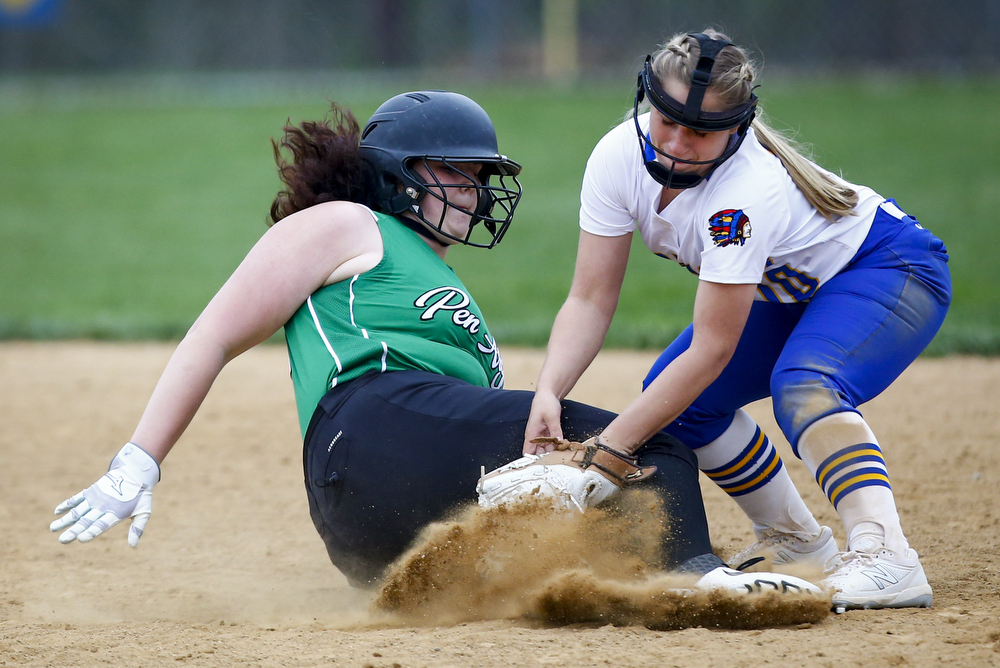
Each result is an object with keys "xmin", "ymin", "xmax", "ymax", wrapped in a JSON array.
[
  {"xmin": 797, "ymin": 412, "xmax": 909, "ymax": 554},
  {"xmin": 696, "ymin": 410, "xmax": 821, "ymax": 541}
]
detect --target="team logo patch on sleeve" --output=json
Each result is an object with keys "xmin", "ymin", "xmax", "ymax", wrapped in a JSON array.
[{"xmin": 708, "ymin": 209, "xmax": 752, "ymax": 247}]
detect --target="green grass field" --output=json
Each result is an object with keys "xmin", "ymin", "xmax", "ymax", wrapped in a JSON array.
[{"xmin": 1, "ymin": 75, "xmax": 997, "ymax": 353}]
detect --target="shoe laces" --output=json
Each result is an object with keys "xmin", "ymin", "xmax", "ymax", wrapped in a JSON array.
[
  {"xmin": 826, "ymin": 549, "xmax": 879, "ymax": 579},
  {"xmin": 746, "ymin": 530, "xmax": 807, "ymax": 551},
  {"xmin": 731, "ymin": 531, "xmax": 806, "ymax": 570}
]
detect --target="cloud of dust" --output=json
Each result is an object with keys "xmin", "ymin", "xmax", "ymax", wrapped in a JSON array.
[{"xmin": 371, "ymin": 490, "xmax": 830, "ymax": 630}]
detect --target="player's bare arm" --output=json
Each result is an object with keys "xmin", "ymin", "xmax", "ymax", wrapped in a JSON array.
[
  {"xmin": 131, "ymin": 201, "xmax": 383, "ymax": 464},
  {"xmin": 524, "ymin": 230, "xmax": 631, "ymax": 453},
  {"xmin": 597, "ymin": 280, "xmax": 756, "ymax": 454},
  {"xmin": 50, "ymin": 202, "xmax": 383, "ymax": 547}
]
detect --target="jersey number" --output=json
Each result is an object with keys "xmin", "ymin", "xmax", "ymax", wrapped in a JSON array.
[{"xmin": 758, "ymin": 261, "xmax": 819, "ymax": 303}]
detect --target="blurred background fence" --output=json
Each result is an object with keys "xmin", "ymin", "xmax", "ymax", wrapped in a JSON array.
[{"xmin": 3, "ymin": 0, "xmax": 999, "ymax": 78}]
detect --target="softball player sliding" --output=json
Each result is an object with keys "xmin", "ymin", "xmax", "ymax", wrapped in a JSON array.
[
  {"xmin": 524, "ymin": 30, "xmax": 950, "ymax": 610},
  {"xmin": 48, "ymin": 91, "xmax": 821, "ymax": 597}
]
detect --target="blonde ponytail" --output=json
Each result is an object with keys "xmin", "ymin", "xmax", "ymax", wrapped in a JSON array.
[{"xmin": 752, "ymin": 116, "xmax": 858, "ymax": 219}]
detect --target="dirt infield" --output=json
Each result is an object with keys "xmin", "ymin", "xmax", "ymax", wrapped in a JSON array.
[{"xmin": 2, "ymin": 342, "xmax": 999, "ymax": 667}]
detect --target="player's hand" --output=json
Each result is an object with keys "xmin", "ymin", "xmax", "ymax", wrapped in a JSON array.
[
  {"xmin": 523, "ymin": 391, "xmax": 564, "ymax": 454},
  {"xmin": 50, "ymin": 442, "xmax": 160, "ymax": 547}
]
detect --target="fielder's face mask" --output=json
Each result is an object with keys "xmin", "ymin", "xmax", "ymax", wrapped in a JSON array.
[{"xmin": 634, "ymin": 32, "xmax": 758, "ymax": 190}]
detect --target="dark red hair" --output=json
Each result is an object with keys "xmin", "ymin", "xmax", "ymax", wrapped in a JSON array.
[{"xmin": 268, "ymin": 103, "xmax": 377, "ymax": 225}]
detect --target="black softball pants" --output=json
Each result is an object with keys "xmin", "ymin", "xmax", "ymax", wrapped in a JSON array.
[{"xmin": 302, "ymin": 370, "xmax": 713, "ymax": 588}]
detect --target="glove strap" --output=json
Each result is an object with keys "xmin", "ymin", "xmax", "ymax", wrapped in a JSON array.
[
  {"xmin": 530, "ymin": 437, "xmax": 657, "ymax": 486},
  {"xmin": 110, "ymin": 442, "xmax": 162, "ymax": 488},
  {"xmin": 580, "ymin": 437, "xmax": 657, "ymax": 485},
  {"xmin": 590, "ymin": 437, "xmax": 641, "ymax": 466}
]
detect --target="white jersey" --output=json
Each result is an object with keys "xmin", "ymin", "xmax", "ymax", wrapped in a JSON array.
[{"xmin": 579, "ymin": 113, "xmax": 885, "ymax": 303}]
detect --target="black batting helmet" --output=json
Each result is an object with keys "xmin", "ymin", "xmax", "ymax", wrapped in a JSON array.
[{"xmin": 358, "ymin": 91, "xmax": 522, "ymax": 248}]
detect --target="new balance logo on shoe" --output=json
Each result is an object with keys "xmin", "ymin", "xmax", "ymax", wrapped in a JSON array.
[
  {"xmin": 861, "ymin": 564, "xmax": 901, "ymax": 590},
  {"xmin": 825, "ymin": 547, "xmax": 933, "ymax": 609}
]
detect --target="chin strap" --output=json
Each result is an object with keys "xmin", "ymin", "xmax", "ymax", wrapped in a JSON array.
[
  {"xmin": 376, "ymin": 183, "xmax": 440, "ymax": 243},
  {"xmin": 395, "ymin": 213, "xmax": 439, "ymax": 243}
]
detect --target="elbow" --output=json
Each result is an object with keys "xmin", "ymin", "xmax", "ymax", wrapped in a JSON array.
[
  {"xmin": 707, "ymin": 348, "xmax": 735, "ymax": 378},
  {"xmin": 566, "ymin": 284, "xmax": 620, "ymax": 319},
  {"xmin": 690, "ymin": 337, "xmax": 738, "ymax": 378},
  {"xmin": 179, "ymin": 318, "xmax": 235, "ymax": 366}
]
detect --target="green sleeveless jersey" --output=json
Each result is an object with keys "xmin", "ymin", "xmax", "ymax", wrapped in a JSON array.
[{"xmin": 283, "ymin": 212, "xmax": 505, "ymax": 436}]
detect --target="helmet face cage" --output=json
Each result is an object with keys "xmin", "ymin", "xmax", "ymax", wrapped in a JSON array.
[
  {"xmin": 400, "ymin": 157, "xmax": 522, "ymax": 249},
  {"xmin": 358, "ymin": 91, "xmax": 523, "ymax": 249},
  {"xmin": 633, "ymin": 33, "xmax": 757, "ymax": 190}
]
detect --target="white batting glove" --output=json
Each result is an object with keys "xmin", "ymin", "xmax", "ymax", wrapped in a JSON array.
[{"xmin": 50, "ymin": 442, "xmax": 160, "ymax": 547}]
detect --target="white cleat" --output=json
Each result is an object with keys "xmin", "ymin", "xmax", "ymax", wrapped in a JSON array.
[
  {"xmin": 824, "ymin": 546, "xmax": 933, "ymax": 609},
  {"xmin": 696, "ymin": 566, "xmax": 824, "ymax": 596},
  {"xmin": 731, "ymin": 525, "xmax": 840, "ymax": 570}
]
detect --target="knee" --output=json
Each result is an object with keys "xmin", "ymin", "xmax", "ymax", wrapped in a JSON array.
[{"xmin": 771, "ymin": 367, "xmax": 851, "ymax": 452}]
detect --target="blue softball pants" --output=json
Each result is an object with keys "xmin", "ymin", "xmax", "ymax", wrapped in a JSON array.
[{"xmin": 644, "ymin": 201, "xmax": 951, "ymax": 456}]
